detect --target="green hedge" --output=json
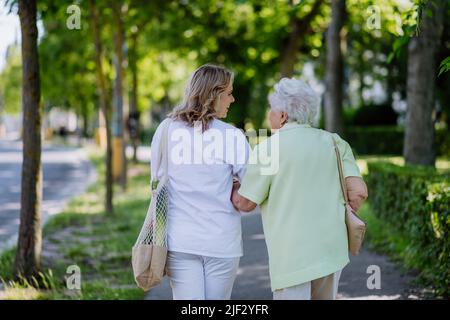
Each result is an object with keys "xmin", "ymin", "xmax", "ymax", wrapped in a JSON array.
[
  {"xmin": 346, "ymin": 126, "xmax": 450, "ymax": 157},
  {"xmin": 366, "ymin": 162, "xmax": 450, "ymax": 297},
  {"xmin": 424, "ymin": 182, "xmax": 450, "ymax": 295},
  {"xmin": 346, "ymin": 126, "xmax": 404, "ymax": 155}
]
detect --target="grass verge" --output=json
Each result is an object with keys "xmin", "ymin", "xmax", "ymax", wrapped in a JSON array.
[{"xmin": 0, "ymin": 147, "xmax": 150, "ymax": 300}]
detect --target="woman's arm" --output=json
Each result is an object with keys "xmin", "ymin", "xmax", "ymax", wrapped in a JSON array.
[
  {"xmin": 345, "ymin": 176, "xmax": 368, "ymax": 212},
  {"xmin": 231, "ymin": 181, "xmax": 257, "ymax": 212}
]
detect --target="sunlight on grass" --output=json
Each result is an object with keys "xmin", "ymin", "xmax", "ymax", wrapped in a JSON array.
[
  {"xmin": 356, "ymin": 156, "xmax": 403, "ymax": 175},
  {"xmin": 436, "ymin": 158, "xmax": 450, "ymax": 171},
  {"xmin": 69, "ymin": 192, "xmax": 105, "ymax": 214},
  {"xmin": 0, "ymin": 268, "xmax": 60, "ymax": 300},
  {"xmin": 357, "ymin": 156, "xmax": 450, "ymax": 175},
  {"xmin": 0, "ymin": 287, "xmax": 46, "ymax": 300}
]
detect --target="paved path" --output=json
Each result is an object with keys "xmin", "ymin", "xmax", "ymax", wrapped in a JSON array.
[
  {"xmin": 0, "ymin": 139, "xmax": 96, "ymax": 253},
  {"xmin": 145, "ymin": 212, "xmax": 421, "ymax": 300}
]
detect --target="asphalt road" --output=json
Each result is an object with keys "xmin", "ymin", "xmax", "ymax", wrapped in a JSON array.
[{"xmin": 0, "ymin": 139, "xmax": 96, "ymax": 253}]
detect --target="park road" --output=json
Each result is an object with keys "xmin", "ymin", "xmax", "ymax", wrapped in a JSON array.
[{"xmin": 0, "ymin": 139, "xmax": 96, "ymax": 253}]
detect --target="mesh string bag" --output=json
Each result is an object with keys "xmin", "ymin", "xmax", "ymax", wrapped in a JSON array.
[{"xmin": 132, "ymin": 119, "xmax": 171, "ymax": 291}]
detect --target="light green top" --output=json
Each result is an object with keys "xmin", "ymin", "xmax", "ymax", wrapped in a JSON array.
[{"xmin": 238, "ymin": 122, "xmax": 362, "ymax": 291}]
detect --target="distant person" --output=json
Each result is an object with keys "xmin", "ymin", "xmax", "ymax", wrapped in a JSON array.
[
  {"xmin": 150, "ymin": 64, "xmax": 249, "ymax": 299},
  {"xmin": 58, "ymin": 126, "xmax": 68, "ymax": 142},
  {"xmin": 59, "ymin": 126, "xmax": 67, "ymax": 137},
  {"xmin": 232, "ymin": 78, "xmax": 368, "ymax": 300},
  {"xmin": 127, "ymin": 111, "xmax": 140, "ymax": 140}
]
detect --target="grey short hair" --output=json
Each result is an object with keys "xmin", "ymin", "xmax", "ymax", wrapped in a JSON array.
[{"xmin": 268, "ymin": 78, "xmax": 320, "ymax": 125}]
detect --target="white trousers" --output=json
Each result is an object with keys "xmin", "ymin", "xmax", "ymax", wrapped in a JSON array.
[
  {"xmin": 273, "ymin": 270, "xmax": 342, "ymax": 300},
  {"xmin": 167, "ymin": 251, "xmax": 240, "ymax": 300}
]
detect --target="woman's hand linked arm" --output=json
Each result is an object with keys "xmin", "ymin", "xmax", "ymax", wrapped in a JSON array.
[{"xmin": 231, "ymin": 181, "xmax": 257, "ymax": 212}]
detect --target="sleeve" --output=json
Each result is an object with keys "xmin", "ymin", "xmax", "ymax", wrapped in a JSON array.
[
  {"xmin": 333, "ymin": 133, "xmax": 361, "ymax": 178},
  {"xmin": 231, "ymin": 129, "xmax": 251, "ymax": 182},
  {"xmin": 150, "ymin": 119, "xmax": 168, "ymax": 181},
  {"xmin": 238, "ymin": 143, "xmax": 273, "ymax": 205}
]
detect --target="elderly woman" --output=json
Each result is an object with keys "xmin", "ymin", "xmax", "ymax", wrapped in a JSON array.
[{"xmin": 232, "ymin": 78, "xmax": 368, "ymax": 300}]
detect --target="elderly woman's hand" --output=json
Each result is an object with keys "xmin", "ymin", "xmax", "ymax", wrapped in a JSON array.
[
  {"xmin": 345, "ymin": 177, "xmax": 368, "ymax": 212},
  {"xmin": 230, "ymin": 180, "xmax": 257, "ymax": 212},
  {"xmin": 231, "ymin": 180, "xmax": 241, "ymax": 210}
]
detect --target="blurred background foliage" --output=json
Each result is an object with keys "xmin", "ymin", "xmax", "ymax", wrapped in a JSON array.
[{"xmin": 1, "ymin": 0, "xmax": 448, "ymax": 137}]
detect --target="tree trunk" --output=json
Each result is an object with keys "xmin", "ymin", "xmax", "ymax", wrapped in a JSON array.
[
  {"xmin": 0, "ymin": 94, "xmax": 5, "ymax": 138},
  {"xmin": 386, "ymin": 69, "xmax": 394, "ymax": 110},
  {"xmin": 324, "ymin": 0, "xmax": 346, "ymax": 135},
  {"xmin": 112, "ymin": 2, "xmax": 127, "ymax": 189},
  {"xmin": 129, "ymin": 32, "xmax": 139, "ymax": 163},
  {"xmin": 404, "ymin": 0, "xmax": 445, "ymax": 166},
  {"xmin": 89, "ymin": 0, "xmax": 113, "ymax": 213},
  {"xmin": 279, "ymin": 0, "xmax": 323, "ymax": 78},
  {"xmin": 81, "ymin": 99, "xmax": 89, "ymax": 138},
  {"xmin": 14, "ymin": 0, "xmax": 42, "ymax": 281},
  {"xmin": 359, "ymin": 68, "xmax": 365, "ymax": 107}
]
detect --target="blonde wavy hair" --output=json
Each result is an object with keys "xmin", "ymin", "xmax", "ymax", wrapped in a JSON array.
[{"xmin": 169, "ymin": 64, "xmax": 234, "ymax": 131}]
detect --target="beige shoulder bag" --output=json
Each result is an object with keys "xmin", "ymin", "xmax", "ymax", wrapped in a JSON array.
[{"xmin": 332, "ymin": 138, "xmax": 366, "ymax": 256}]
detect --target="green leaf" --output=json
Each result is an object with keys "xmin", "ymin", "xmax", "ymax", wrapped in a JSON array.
[
  {"xmin": 438, "ymin": 56, "xmax": 450, "ymax": 77},
  {"xmin": 439, "ymin": 56, "xmax": 450, "ymax": 68},
  {"xmin": 387, "ymin": 52, "xmax": 395, "ymax": 64}
]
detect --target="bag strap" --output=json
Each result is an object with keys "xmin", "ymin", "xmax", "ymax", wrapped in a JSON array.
[
  {"xmin": 151, "ymin": 118, "xmax": 171, "ymax": 188},
  {"xmin": 332, "ymin": 136, "xmax": 349, "ymax": 205}
]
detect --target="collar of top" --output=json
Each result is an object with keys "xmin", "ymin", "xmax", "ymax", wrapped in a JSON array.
[{"xmin": 280, "ymin": 122, "xmax": 312, "ymax": 131}]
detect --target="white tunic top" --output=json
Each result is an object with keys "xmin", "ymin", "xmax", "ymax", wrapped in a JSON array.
[{"xmin": 150, "ymin": 118, "xmax": 250, "ymax": 258}]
